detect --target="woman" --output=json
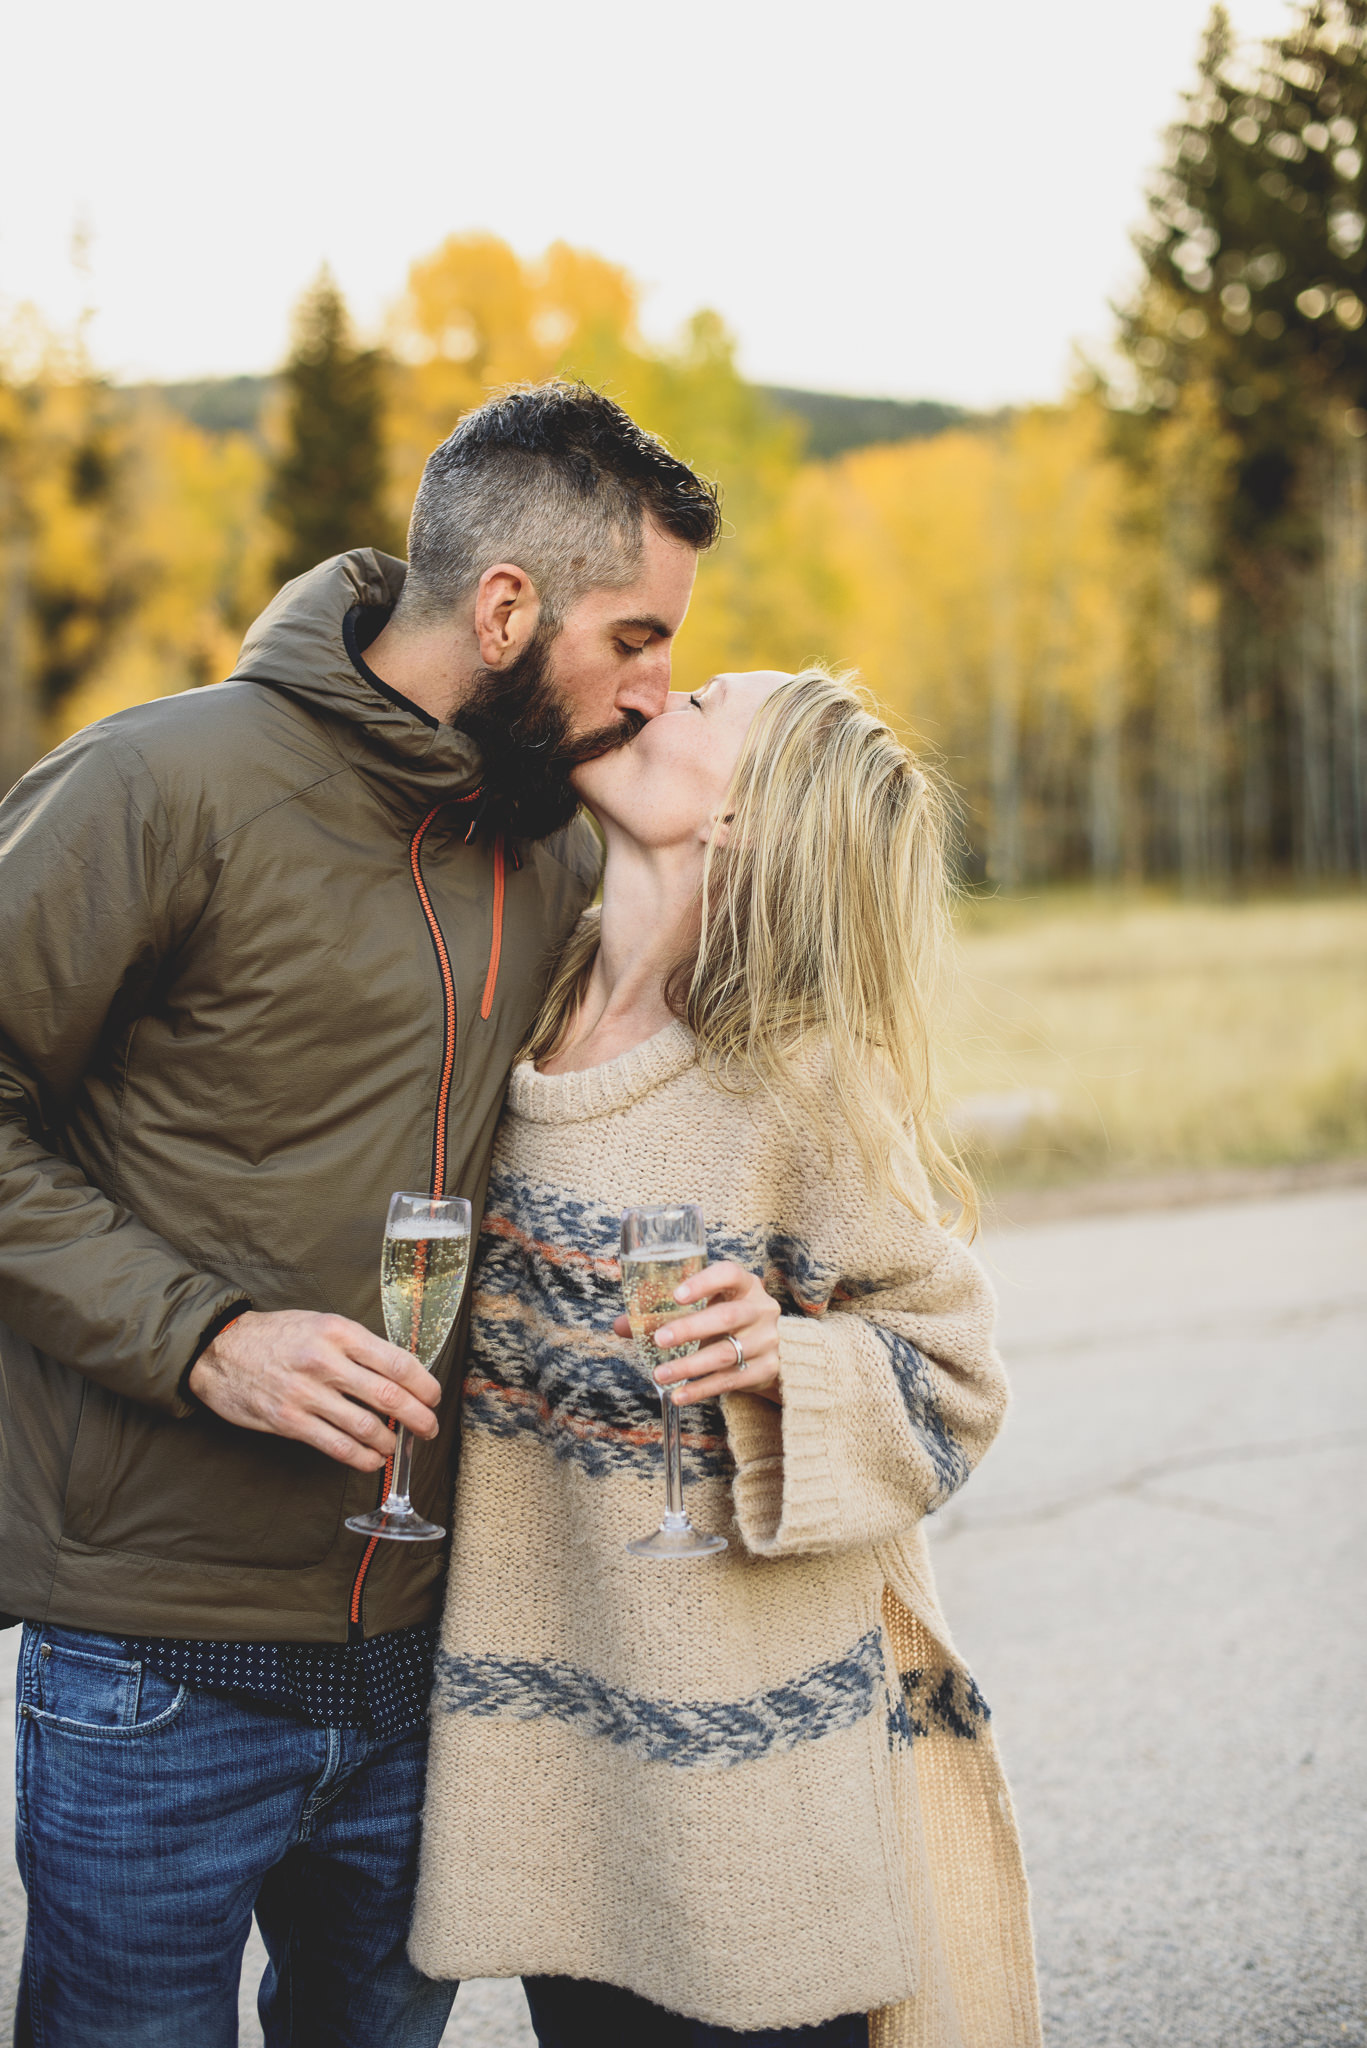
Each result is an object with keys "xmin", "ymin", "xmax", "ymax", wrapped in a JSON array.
[{"xmin": 410, "ymin": 669, "xmax": 1040, "ymax": 2047}]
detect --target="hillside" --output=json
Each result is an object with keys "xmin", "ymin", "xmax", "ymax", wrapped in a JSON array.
[{"xmin": 125, "ymin": 373, "xmax": 971, "ymax": 460}]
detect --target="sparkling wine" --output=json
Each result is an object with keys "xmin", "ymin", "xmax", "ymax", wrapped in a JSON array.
[
  {"xmin": 621, "ymin": 1244, "xmax": 706, "ymax": 1369},
  {"xmin": 619, "ymin": 1202, "xmax": 727, "ymax": 1559},
  {"xmin": 381, "ymin": 1222, "xmax": 470, "ymax": 1366}
]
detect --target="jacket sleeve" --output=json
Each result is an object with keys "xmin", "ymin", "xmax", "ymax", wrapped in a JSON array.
[
  {"xmin": 0, "ymin": 728, "xmax": 249, "ymax": 1417},
  {"xmin": 721, "ymin": 1140, "xmax": 1007, "ymax": 1560}
]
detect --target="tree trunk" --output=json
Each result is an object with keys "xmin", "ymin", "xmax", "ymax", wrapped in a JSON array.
[
  {"xmin": 1162, "ymin": 488, "xmax": 1223, "ymax": 890},
  {"xmin": 1089, "ymin": 661, "xmax": 1123, "ymax": 882},
  {"xmin": 1237, "ymin": 623, "xmax": 1273, "ymax": 880},
  {"xmin": 1331, "ymin": 429, "xmax": 1367, "ymax": 879},
  {"xmin": 986, "ymin": 452, "xmax": 1021, "ymax": 888}
]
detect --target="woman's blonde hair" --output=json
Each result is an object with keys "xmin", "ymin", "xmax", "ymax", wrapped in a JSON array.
[{"xmin": 526, "ymin": 666, "xmax": 976, "ymax": 1232}]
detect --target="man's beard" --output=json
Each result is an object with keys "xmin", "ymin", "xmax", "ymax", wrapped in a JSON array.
[{"xmin": 453, "ymin": 625, "xmax": 644, "ymax": 841}]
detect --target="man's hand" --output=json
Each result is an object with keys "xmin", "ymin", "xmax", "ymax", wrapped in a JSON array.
[{"xmin": 189, "ymin": 1310, "xmax": 442, "ymax": 1473}]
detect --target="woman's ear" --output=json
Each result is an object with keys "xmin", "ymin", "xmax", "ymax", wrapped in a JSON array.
[{"xmin": 699, "ymin": 811, "xmax": 735, "ymax": 848}]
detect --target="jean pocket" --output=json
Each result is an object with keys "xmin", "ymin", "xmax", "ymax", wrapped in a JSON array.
[{"xmin": 26, "ymin": 1627, "xmax": 188, "ymax": 1736}]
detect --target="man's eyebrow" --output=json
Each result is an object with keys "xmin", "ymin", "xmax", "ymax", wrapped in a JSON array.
[{"xmin": 611, "ymin": 614, "xmax": 673, "ymax": 638}]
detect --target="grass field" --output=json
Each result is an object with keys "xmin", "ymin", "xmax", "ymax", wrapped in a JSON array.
[{"xmin": 940, "ymin": 891, "xmax": 1367, "ymax": 1188}]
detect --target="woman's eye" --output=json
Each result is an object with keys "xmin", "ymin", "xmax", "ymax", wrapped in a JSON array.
[{"xmin": 688, "ymin": 693, "xmax": 703, "ymax": 710}]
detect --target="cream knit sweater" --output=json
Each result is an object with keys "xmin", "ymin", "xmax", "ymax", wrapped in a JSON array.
[{"xmin": 410, "ymin": 1021, "xmax": 1041, "ymax": 2046}]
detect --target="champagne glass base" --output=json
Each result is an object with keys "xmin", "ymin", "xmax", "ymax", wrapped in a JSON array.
[
  {"xmin": 626, "ymin": 1521, "xmax": 728, "ymax": 1561},
  {"xmin": 345, "ymin": 1507, "xmax": 446, "ymax": 1543}
]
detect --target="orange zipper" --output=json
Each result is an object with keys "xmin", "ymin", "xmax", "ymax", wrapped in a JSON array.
[{"xmin": 346, "ymin": 801, "xmax": 465, "ymax": 1638}]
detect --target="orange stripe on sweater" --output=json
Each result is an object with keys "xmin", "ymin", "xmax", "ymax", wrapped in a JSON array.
[
  {"xmin": 482, "ymin": 1216, "xmax": 832, "ymax": 1315},
  {"xmin": 482, "ymin": 1213, "xmax": 619, "ymax": 1277}
]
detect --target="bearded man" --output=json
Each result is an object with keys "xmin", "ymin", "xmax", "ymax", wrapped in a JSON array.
[{"xmin": 0, "ymin": 381, "xmax": 719, "ymax": 2046}]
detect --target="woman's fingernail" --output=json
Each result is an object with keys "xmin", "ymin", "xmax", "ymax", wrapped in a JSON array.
[
  {"xmin": 673, "ymin": 1285, "xmax": 689, "ymax": 1301},
  {"xmin": 654, "ymin": 1328, "xmax": 672, "ymax": 1347}
]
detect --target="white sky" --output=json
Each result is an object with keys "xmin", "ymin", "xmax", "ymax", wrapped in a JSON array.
[{"xmin": 1, "ymin": 0, "xmax": 1298, "ymax": 407}]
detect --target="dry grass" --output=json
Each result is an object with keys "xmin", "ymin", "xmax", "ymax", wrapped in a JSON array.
[{"xmin": 938, "ymin": 891, "xmax": 1367, "ymax": 1189}]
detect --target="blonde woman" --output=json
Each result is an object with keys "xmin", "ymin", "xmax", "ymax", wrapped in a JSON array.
[{"xmin": 410, "ymin": 670, "xmax": 1040, "ymax": 2048}]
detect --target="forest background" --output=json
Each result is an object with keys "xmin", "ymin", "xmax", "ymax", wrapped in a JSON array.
[{"xmin": 1, "ymin": 0, "xmax": 1364, "ymax": 1189}]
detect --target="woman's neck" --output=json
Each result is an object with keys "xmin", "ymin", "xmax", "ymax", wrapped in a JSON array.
[{"xmin": 538, "ymin": 830, "xmax": 701, "ymax": 1075}]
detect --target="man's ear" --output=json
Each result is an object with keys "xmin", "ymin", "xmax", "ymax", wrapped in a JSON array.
[{"xmin": 474, "ymin": 562, "xmax": 541, "ymax": 669}]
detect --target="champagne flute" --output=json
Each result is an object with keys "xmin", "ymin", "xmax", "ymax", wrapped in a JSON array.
[
  {"xmin": 345, "ymin": 1191, "xmax": 472, "ymax": 1543},
  {"xmin": 621, "ymin": 1203, "xmax": 728, "ymax": 1561}
]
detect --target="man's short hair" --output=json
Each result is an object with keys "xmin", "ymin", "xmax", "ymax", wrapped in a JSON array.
[{"xmin": 401, "ymin": 381, "xmax": 722, "ymax": 629}]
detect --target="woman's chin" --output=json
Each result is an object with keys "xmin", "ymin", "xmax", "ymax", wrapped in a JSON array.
[{"xmin": 568, "ymin": 764, "xmax": 612, "ymax": 826}]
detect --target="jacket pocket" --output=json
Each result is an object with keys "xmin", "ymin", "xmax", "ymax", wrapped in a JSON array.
[{"xmin": 64, "ymin": 1382, "xmax": 347, "ymax": 1571}]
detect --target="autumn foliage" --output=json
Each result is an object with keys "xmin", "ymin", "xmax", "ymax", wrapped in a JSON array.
[{"xmin": 3, "ymin": 1, "xmax": 1367, "ymax": 890}]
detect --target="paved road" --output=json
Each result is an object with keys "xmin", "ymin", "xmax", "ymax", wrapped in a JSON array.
[
  {"xmin": 935, "ymin": 1184, "xmax": 1366, "ymax": 2048},
  {"xmin": 3, "ymin": 1185, "xmax": 1363, "ymax": 2046}
]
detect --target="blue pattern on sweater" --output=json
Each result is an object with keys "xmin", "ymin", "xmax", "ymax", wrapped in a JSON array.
[
  {"xmin": 467, "ymin": 1174, "xmax": 732, "ymax": 1483},
  {"xmin": 467, "ymin": 1166, "xmax": 970, "ymax": 1501},
  {"xmin": 888, "ymin": 1664, "xmax": 991, "ymax": 1748},
  {"xmin": 477, "ymin": 1167, "xmax": 843, "ymax": 1315},
  {"xmin": 431, "ymin": 1627, "xmax": 887, "ymax": 1770},
  {"xmin": 875, "ymin": 1329, "xmax": 971, "ymax": 1507}
]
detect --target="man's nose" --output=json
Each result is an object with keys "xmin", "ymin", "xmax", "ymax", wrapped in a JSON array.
[{"xmin": 617, "ymin": 649, "xmax": 672, "ymax": 722}]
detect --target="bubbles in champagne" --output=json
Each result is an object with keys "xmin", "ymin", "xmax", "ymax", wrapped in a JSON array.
[
  {"xmin": 621, "ymin": 1244, "xmax": 706, "ymax": 1371},
  {"xmin": 381, "ymin": 1224, "xmax": 470, "ymax": 1366}
]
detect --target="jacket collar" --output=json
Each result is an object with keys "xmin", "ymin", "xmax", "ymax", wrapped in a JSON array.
[{"xmin": 229, "ymin": 550, "xmax": 484, "ymax": 814}]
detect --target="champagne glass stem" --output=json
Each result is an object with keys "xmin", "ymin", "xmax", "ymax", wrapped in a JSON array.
[
  {"xmin": 660, "ymin": 1388, "xmax": 687, "ymax": 1528},
  {"xmin": 384, "ymin": 1423, "xmax": 414, "ymax": 1513}
]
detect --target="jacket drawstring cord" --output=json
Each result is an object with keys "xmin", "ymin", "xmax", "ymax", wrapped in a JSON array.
[
  {"xmin": 453, "ymin": 794, "xmax": 507, "ymax": 1020},
  {"xmin": 480, "ymin": 838, "xmax": 506, "ymax": 1021}
]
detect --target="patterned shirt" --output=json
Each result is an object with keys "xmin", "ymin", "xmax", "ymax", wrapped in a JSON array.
[{"xmin": 120, "ymin": 1624, "xmax": 435, "ymax": 1740}]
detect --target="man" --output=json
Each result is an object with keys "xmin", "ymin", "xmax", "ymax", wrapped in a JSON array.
[{"xmin": 0, "ymin": 381, "xmax": 720, "ymax": 2045}]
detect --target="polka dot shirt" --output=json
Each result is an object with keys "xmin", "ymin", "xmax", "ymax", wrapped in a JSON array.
[{"xmin": 119, "ymin": 1625, "xmax": 436, "ymax": 1739}]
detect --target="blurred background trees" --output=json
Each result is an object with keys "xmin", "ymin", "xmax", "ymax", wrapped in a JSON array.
[
  {"xmin": 2, "ymin": 0, "xmax": 1366, "ymax": 895},
  {"xmin": 0, "ymin": 322, "xmax": 129, "ymax": 787},
  {"xmin": 267, "ymin": 269, "xmax": 395, "ymax": 582},
  {"xmin": 1118, "ymin": 0, "xmax": 1367, "ymax": 886}
]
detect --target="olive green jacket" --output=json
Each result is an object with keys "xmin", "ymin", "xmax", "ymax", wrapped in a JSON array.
[{"xmin": 0, "ymin": 550, "xmax": 600, "ymax": 1641}]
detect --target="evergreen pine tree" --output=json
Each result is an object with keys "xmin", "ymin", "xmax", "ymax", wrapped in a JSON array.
[
  {"xmin": 1126, "ymin": 1, "xmax": 1367, "ymax": 553},
  {"xmin": 1117, "ymin": 0, "xmax": 1367, "ymax": 881},
  {"xmin": 267, "ymin": 271, "xmax": 394, "ymax": 584}
]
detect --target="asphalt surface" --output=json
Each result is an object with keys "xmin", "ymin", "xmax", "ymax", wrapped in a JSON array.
[
  {"xmin": 2, "ymin": 1183, "xmax": 1363, "ymax": 2047},
  {"xmin": 936, "ymin": 1183, "xmax": 1367, "ymax": 2048}
]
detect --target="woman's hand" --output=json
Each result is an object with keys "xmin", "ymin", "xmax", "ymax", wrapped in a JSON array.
[{"xmin": 613, "ymin": 1261, "xmax": 783, "ymax": 1406}]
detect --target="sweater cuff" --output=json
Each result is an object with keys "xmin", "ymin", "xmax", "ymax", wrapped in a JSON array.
[{"xmin": 723, "ymin": 1315, "xmax": 845, "ymax": 1556}]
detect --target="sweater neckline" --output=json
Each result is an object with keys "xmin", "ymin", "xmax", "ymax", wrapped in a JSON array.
[{"xmin": 506, "ymin": 1020, "xmax": 697, "ymax": 1124}]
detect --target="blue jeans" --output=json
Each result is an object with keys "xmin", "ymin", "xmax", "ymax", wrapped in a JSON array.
[
  {"xmin": 13, "ymin": 1624, "xmax": 458, "ymax": 2048},
  {"xmin": 522, "ymin": 1976, "xmax": 868, "ymax": 2046}
]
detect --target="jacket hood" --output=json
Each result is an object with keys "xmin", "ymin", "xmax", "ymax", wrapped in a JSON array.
[{"xmin": 229, "ymin": 549, "xmax": 483, "ymax": 805}]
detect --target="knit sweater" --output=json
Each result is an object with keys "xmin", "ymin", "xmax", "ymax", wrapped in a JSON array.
[{"xmin": 411, "ymin": 1021, "xmax": 1041, "ymax": 2045}]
